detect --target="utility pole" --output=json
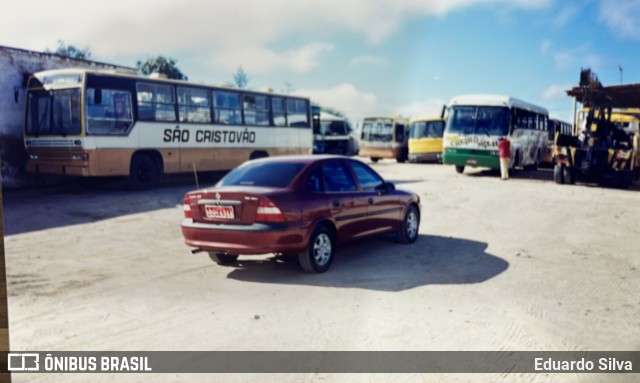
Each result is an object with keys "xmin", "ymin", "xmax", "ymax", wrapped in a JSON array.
[{"xmin": 619, "ymin": 65, "xmax": 623, "ymax": 84}]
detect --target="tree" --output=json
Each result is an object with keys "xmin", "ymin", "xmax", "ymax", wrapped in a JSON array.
[
  {"xmin": 233, "ymin": 66, "xmax": 249, "ymax": 88},
  {"xmin": 136, "ymin": 56, "xmax": 188, "ymax": 80},
  {"xmin": 45, "ymin": 40, "xmax": 91, "ymax": 60}
]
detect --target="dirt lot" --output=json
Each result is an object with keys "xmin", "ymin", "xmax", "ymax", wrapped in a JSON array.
[{"xmin": 3, "ymin": 160, "xmax": 640, "ymax": 382}]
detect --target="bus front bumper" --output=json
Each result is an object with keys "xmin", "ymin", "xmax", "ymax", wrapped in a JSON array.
[
  {"xmin": 26, "ymin": 160, "xmax": 90, "ymax": 176},
  {"xmin": 443, "ymin": 150, "xmax": 500, "ymax": 169},
  {"xmin": 409, "ymin": 152, "xmax": 442, "ymax": 163}
]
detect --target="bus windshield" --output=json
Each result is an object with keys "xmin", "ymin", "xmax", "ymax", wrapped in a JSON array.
[
  {"xmin": 319, "ymin": 120, "xmax": 349, "ymax": 136},
  {"xmin": 26, "ymin": 88, "xmax": 82, "ymax": 136},
  {"xmin": 362, "ymin": 119, "xmax": 393, "ymax": 142},
  {"xmin": 446, "ymin": 106, "xmax": 509, "ymax": 137},
  {"xmin": 410, "ymin": 121, "xmax": 444, "ymax": 139}
]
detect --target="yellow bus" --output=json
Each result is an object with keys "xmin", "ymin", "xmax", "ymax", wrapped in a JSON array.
[
  {"xmin": 23, "ymin": 68, "xmax": 314, "ymax": 189},
  {"xmin": 358, "ymin": 116, "xmax": 410, "ymax": 163},
  {"xmin": 408, "ymin": 117, "xmax": 445, "ymax": 163}
]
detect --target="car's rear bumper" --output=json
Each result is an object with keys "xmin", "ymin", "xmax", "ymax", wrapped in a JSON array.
[{"xmin": 181, "ymin": 219, "xmax": 309, "ymax": 255}]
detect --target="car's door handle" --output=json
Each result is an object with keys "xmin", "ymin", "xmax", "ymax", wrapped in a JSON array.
[{"xmin": 332, "ymin": 199, "xmax": 341, "ymax": 208}]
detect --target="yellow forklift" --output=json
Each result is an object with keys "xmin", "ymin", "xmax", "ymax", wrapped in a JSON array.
[{"xmin": 553, "ymin": 69, "xmax": 639, "ymax": 188}]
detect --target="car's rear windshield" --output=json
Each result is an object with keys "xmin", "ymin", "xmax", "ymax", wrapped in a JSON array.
[{"xmin": 219, "ymin": 162, "xmax": 306, "ymax": 188}]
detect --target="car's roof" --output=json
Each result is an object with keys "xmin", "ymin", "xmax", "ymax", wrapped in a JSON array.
[{"xmin": 250, "ymin": 154, "xmax": 355, "ymax": 164}]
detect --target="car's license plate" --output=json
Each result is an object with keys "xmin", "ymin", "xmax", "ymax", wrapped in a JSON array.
[
  {"xmin": 467, "ymin": 159, "xmax": 477, "ymax": 165},
  {"xmin": 205, "ymin": 205, "xmax": 235, "ymax": 219}
]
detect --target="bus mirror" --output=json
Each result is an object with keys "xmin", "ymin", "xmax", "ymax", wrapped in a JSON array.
[{"xmin": 94, "ymin": 88, "xmax": 102, "ymax": 105}]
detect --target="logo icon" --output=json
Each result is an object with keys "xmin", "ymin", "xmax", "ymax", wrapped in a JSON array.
[
  {"xmin": 215, "ymin": 192, "xmax": 221, "ymax": 204},
  {"xmin": 8, "ymin": 353, "xmax": 40, "ymax": 371}
]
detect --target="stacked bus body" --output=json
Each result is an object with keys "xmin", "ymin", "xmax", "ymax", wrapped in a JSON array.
[{"xmin": 24, "ymin": 68, "xmax": 314, "ymax": 189}]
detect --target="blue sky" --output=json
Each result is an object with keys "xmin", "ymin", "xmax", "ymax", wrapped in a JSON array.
[{"xmin": 2, "ymin": 0, "xmax": 640, "ymax": 124}]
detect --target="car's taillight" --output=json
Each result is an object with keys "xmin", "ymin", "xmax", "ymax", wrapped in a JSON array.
[
  {"xmin": 256, "ymin": 197, "xmax": 285, "ymax": 222},
  {"xmin": 183, "ymin": 195, "xmax": 192, "ymax": 219}
]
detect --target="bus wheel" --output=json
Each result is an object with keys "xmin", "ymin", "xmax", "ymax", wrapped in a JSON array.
[
  {"xmin": 563, "ymin": 166, "xmax": 575, "ymax": 185},
  {"xmin": 455, "ymin": 165, "xmax": 465, "ymax": 174},
  {"xmin": 371, "ymin": 157, "xmax": 380, "ymax": 163},
  {"xmin": 532, "ymin": 150, "xmax": 540, "ymax": 171},
  {"xmin": 129, "ymin": 154, "xmax": 158, "ymax": 190},
  {"xmin": 553, "ymin": 164, "xmax": 564, "ymax": 184},
  {"xmin": 396, "ymin": 157, "xmax": 407, "ymax": 164}
]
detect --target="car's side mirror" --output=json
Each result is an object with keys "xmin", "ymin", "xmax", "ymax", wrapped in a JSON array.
[{"xmin": 376, "ymin": 181, "xmax": 395, "ymax": 194}]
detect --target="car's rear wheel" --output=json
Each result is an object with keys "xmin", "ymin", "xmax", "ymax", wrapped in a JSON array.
[
  {"xmin": 208, "ymin": 252, "xmax": 239, "ymax": 265},
  {"xmin": 298, "ymin": 226, "xmax": 334, "ymax": 273},
  {"xmin": 455, "ymin": 165, "xmax": 465, "ymax": 174},
  {"xmin": 371, "ymin": 157, "xmax": 380, "ymax": 163},
  {"xmin": 396, "ymin": 204, "xmax": 420, "ymax": 244}
]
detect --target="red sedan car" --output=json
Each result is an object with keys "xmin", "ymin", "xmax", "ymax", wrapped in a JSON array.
[{"xmin": 181, "ymin": 155, "xmax": 421, "ymax": 273}]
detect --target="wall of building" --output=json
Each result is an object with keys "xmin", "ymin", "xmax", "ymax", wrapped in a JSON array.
[{"xmin": 0, "ymin": 45, "xmax": 134, "ymax": 189}]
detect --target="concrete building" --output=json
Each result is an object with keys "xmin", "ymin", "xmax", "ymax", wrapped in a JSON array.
[{"xmin": 0, "ymin": 45, "xmax": 134, "ymax": 188}]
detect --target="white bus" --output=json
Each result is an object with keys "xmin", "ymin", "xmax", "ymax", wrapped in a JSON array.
[
  {"xmin": 442, "ymin": 95, "xmax": 549, "ymax": 174},
  {"xmin": 23, "ymin": 68, "xmax": 314, "ymax": 188}
]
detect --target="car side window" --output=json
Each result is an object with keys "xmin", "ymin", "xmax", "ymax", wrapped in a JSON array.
[
  {"xmin": 306, "ymin": 166, "xmax": 324, "ymax": 193},
  {"xmin": 348, "ymin": 161, "xmax": 384, "ymax": 191},
  {"xmin": 322, "ymin": 160, "xmax": 357, "ymax": 192}
]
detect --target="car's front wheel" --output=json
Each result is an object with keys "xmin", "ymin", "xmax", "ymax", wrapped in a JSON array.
[
  {"xmin": 208, "ymin": 252, "xmax": 239, "ymax": 265},
  {"xmin": 396, "ymin": 204, "xmax": 420, "ymax": 243},
  {"xmin": 298, "ymin": 226, "xmax": 334, "ymax": 273}
]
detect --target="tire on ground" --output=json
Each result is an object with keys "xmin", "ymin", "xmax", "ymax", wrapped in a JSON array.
[
  {"xmin": 298, "ymin": 225, "xmax": 334, "ymax": 273},
  {"xmin": 129, "ymin": 154, "xmax": 159, "ymax": 190},
  {"xmin": 396, "ymin": 204, "xmax": 420, "ymax": 244}
]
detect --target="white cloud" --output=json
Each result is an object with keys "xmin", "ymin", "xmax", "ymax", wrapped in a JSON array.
[
  {"xmin": 553, "ymin": 5, "xmax": 579, "ymax": 28},
  {"xmin": 540, "ymin": 40, "xmax": 552, "ymax": 55},
  {"xmin": 210, "ymin": 43, "xmax": 334, "ymax": 74},
  {"xmin": 295, "ymin": 83, "xmax": 379, "ymax": 122},
  {"xmin": 394, "ymin": 99, "xmax": 446, "ymax": 119},
  {"xmin": 350, "ymin": 55, "xmax": 389, "ymax": 67},
  {"xmin": 541, "ymin": 84, "xmax": 571, "ymax": 101},
  {"xmin": 0, "ymin": 0, "xmax": 553, "ymax": 71},
  {"xmin": 599, "ymin": 0, "xmax": 640, "ymax": 40},
  {"xmin": 553, "ymin": 45, "xmax": 604, "ymax": 71}
]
